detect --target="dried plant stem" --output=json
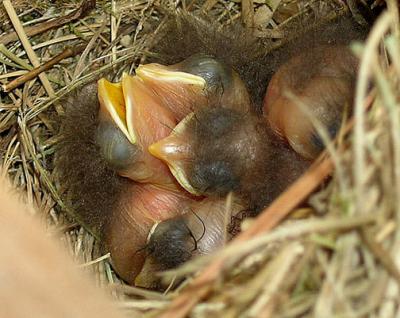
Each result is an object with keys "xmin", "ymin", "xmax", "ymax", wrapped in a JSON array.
[
  {"xmin": 73, "ymin": 19, "xmax": 107, "ymax": 79},
  {"xmin": 0, "ymin": 0, "xmax": 96, "ymax": 45},
  {"xmin": 165, "ymin": 213, "xmax": 376, "ymax": 280},
  {"xmin": 78, "ymin": 253, "xmax": 111, "ymax": 268},
  {"xmin": 3, "ymin": 45, "xmax": 86, "ymax": 92},
  {"xmin": 0, "ymin": 44, "xmax": 32, "ymax": 70},
  {"xmin": 360, "ymin": 228, "xmax": 400, "ymax": 285},
  {"xmin": 3, "ymin": 0, "xmax": 56, "ymax": 100},
  {"xmin": 241, "ymin": 0, "xmax": 254, "ymax": 28},
  {"xmin": 111, "ymin": 0, "xmax": 118, "ymax": 64},
  {"xmin": 353, "ymin": 12, "xmax": 391, "ymax": 215},
  {"xmin": 246, "ymin": 242, "xmax": 305, "ymax": 318},
  {"xmin": 159, "ymin": 156, "xmax": 334, "ymax": 318}
]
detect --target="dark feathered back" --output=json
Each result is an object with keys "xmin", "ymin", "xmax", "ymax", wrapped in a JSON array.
[{"xmin": 55, "ymin": 83, "xmax": 128, "ymax": 238}]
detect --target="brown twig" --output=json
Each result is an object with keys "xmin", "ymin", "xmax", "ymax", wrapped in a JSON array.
[
  {"xmin": 0, "ymin": 0, "xmax": 96, "ymax": 45},
  {"xmin": 3, "ymin": 0, "xmax": 55, "ymax": 100},
  {"xmin": 2, "ymin": 44, "xmax": 86, "ymax": 92}
]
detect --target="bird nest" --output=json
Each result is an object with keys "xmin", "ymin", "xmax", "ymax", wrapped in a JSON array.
[{"xmin": 0, "ymin": 0, "xmax": 398, "ymax": 317}]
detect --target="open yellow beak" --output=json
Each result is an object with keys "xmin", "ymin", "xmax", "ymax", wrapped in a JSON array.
[
  {"xmin": 136, "ymin": 63, "xmax": 206, "ymax": 86},
  {"xmin": 97, "ymin": 74, "xmax": 177, "ymax": 185},
  {"xmin": 136, "ymin": 63, "xmax": 206, "ymax": 121},
  {"xmin": 97, "ymin": 74, "xmax": 137, "ymax": 145}
]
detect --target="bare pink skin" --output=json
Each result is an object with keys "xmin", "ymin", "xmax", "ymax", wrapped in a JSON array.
[
  {"xmin": 185, "ymin": 197, "xmax": 245, "ymax": 256},
  {"xmin": 134, "ymin": 196, "xmax": 247, "ymax": 288},
  {"xmin": 103, "ymin": 182, "xmax": 197, "ymax": 284}
]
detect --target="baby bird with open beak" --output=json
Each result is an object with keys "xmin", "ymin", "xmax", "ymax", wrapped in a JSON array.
[
  {"xmin": 96, "ymin": 74, "xmax": 177, "ymax": 187},
  {"xmin": 57, "ymin": 54, "xmax": 251, "ymax": 285},
  {"xmin": 57, "ymin": 83, "xmax": 193, "ymax": 284},
  {"xmin": 148, "ymin": 45, "xmax": 359, "ymax": 211},
  {"xmin": 95, "ymin": 54, "xmax": 252, "ymax": 185}
]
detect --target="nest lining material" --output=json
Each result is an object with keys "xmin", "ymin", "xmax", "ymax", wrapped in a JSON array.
[{"xmin": 0, "ymin": 0, "xmax": 398, "ymax": 317}]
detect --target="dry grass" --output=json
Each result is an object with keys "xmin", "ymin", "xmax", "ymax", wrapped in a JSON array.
[{"xmin": 1, "ymin": 0, "xmax": 399, "ymax": 317}]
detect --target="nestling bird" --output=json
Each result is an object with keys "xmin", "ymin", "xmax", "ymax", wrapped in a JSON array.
[
  {"xmin": 96, "ymin": 74, "xmax": 177, "ymax": 187},
  {"xmin": 263, "ymin": 45, "xmax": 358, "ymax": 159},
  {"xmin": 134, "ymin": 196, "xmax": 246, "ymax": 289},
  {"xmin": 57, "ymin": 84, "xmax": 194, "ymax": 283},
  {"xmin": 56, "ymin": 11, "xmax": 369, "ymax": 287},
  {"xmin": 149, "ymin": 105, "xmax": 310, "ymax": 211},
  {"xmin": 57, "ymin": 53, "xmax": 251, "ymax": 284}
]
